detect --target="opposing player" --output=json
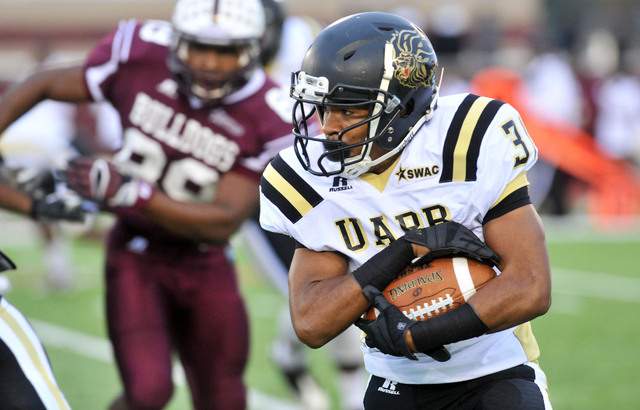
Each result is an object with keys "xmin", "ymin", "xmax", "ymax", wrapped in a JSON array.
[
  {"xmin": 260, "ymin": 12, "xmax": 552, "ymax": 409},
  {"xmin": 0, "ymin": 0, "xmax": 293, "ymax": 408},
  {"xmin": 0, "ymin": 248, "xmax": 71, "ymax": 410}
]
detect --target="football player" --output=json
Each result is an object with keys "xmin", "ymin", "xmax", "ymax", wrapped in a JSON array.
[
  {"xmin": 240, "ymin": 2, "xmax": 366, "ymax": 409},
  {"xmin": 0, "ymin": 249, "xmax": 71, "ymax": 410},
  {"xmin": 0, "ymin": 0, "xmax": 293, "ymax": 409},
  {"xmin": 259, "ymin": 12, "xmax": 553, "ymax": 410}
]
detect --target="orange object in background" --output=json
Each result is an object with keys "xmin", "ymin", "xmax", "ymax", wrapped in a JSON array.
[{"xmin": 471, "ymin": 68, "xmax": 640, "ymax": 228}]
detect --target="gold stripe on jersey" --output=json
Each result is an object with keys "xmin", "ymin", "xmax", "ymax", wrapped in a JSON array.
[
  {"xmin": 452, "ymin": 97, "xmax": 493, "ymax": 181},
  {"xmin": 0, "ymin": 303, "xmax": 69, "ymax": 409},
  {"xmin": 360, "ymin": 156, "xmax": 401, "ymax": 192},
  {"xmin": 492, "ymin": 172, "xmax": 529, "ymax": 208},
  {"xmin": 440, "ymin": 95, "xmax": 506, "ymax": 183},
  {"xmin": 514, "ymin": 322, "xmax": 541, "ymax": 362},
  {"xmin": 263, "ymin": 164, "xmax": 314, "ymax": 216},
  {"xmin": 261, "ymin": 154, "xmax": 324, "ymax": 224}
]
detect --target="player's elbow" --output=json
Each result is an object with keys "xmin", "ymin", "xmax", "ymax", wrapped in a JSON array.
[
  {"xmin": 533, "ymin": 282, "xmax": 552, "ymax": 316},
  {"xmin": 524, "ymin": 269, "xmax": 552, "ymax": 318},
  {"xmin": 198, "ymin": 218, "xmax": 243, "ymax": 244},
  {"xmin": 199, "ymin": 225, "xmax": 236, "ymax": 243},
  {"xmin": 295, "ymin": 329, "xmax": 327, "ymax": 349},
  {"xmin": 291, "ymin": 314, "xmax": 332, "ymax": 348}
]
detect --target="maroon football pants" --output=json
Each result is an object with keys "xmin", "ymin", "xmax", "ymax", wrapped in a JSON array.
[{"xmin": 105, "ymin": 239, "xmax": 249, "ymax": 410}]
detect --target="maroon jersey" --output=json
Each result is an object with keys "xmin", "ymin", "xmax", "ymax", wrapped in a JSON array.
[{"xmin": 83, "ymin": 19, "xmax": 293, "ymax": 247}]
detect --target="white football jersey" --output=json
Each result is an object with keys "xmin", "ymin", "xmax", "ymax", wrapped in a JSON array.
[{"xmin": 259, "ymin": 93, "xmax": 541, "ymax": 384}]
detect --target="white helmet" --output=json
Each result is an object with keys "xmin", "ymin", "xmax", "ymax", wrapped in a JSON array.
[
  {"xmin": 169, "ymin": 0, "xmax": 266, "ymax": 104},
  {"xmin": 172, "ymin": 0, "xmax": 265, "ymax": 45}
]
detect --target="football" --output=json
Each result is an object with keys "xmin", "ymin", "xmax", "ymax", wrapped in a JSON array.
[{"xmin": 364, "ymin": 257, "xmax": 496, "ymax": 321}]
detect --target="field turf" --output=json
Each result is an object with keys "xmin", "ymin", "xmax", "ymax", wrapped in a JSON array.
[{"xmin": 1, "ymin": 217, "xmax": 638, "ymax": 409}]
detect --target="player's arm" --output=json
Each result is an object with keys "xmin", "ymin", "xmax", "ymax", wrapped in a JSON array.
[
  {"xmin": 398, "ymin": 204, "xmax": 551, "ymax": 356},
  {"xmin": 357, "ymin": 205, "xmax": 550, "ymax": 359},
  {"xmin": 0, "ymin": 183, "xmax": 31, "ymax": 214},
  {"xmin": 0, "ymin": 66, "xmax": 89, "ymax": 134},
  {"xmin": 141, "ymin": 171, "xmax": 260, "ymax": 243},
  {"xmin": 468, "ymin": 204, "xmax": 551, "ymax": 330},
  {"xmin": 288, "ymin": 248, "xmax": 370, "ymax": 348},
  {"xmin": 287, "ymin": 222, "xmax": 498, "ymax": 348},
  {"xmin": 0, "ymin": 182, "xmax": 86, "ymax": 222},
  {"xmin": 65, "ymin": 157, "xmax": 259, "ymax": 243}
]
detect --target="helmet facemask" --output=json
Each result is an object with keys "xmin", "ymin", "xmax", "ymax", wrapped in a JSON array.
[{"xmin": 168, "ymin": 33, "xmax": 260, "ymax": 106}]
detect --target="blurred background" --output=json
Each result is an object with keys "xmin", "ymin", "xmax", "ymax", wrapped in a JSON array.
[{"xmin": 0, "ymin": 0, "xmax": 639, "ymax": 409}]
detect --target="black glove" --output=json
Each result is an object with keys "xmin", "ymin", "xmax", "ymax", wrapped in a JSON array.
[
  {"xmin": 15, "ymin": 168, "xmax": 57, "ymax": 197},
  {"xmin": 355, "ymin": 286, "xmax": 451, "ymax": 362},
  {"xmin": 404, "ymin": 221, "xmax": 500, "ymax": 267},
  {"xmin": 30, "ymin": 194, "xmax": 88, "ymax": 222}
]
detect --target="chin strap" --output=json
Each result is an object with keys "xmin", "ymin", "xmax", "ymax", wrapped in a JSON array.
[{"xmin": 340, "ymin": 114, "xmax": 429, "ymax": 179}]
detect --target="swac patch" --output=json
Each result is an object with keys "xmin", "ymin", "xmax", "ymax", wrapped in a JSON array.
[
  {"xmin": 395, "ymin": 165, "xmax": 439, "ymax": 181},
  {"xmin": 261, "ymin": 155, "xmax": 323, "ymax": 223},
  {"xmin": 440, "ymin": 94, "xmax": 505, "ymax": 183},
  {"xmin": 390, "ymin": 29, "xmax": 436, "ymax": 89}
]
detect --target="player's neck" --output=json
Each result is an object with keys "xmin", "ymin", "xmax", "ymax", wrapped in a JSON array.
[{"xmin": 369, "ymin": 152, "xmax": 401, "ymax": 175}]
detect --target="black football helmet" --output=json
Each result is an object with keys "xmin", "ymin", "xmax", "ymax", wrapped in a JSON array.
[{"xmin": 291, "ymin": 12, "xmax": 439, "ymax": 178}]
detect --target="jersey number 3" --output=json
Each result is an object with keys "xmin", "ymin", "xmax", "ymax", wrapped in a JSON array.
[{"xmin": 501, "ymin": 119, "xmax": 530, "ymax": 168}]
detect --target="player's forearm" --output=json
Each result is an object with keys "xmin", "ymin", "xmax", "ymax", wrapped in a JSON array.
[
  {"xmin": 470, "ymin": 263, "xmax": 551, "ymax": 332},
  {"xmin": 0, "ymin": 184, "xmax": 32, "ymax": 215},
  {"xmin": 0, "ymin": 67, "xmax": 89, "ymax": 134},
  {"xmin": 141, "ymin": 191, "xmax": 251, "ymax": 243},
  {"xmin": 290, "ymin": 275, "xmax": 369, "ymax": 348},
  {"xmin": 477, "ymin": 205, "xmax": 552, "ymax": 331}
]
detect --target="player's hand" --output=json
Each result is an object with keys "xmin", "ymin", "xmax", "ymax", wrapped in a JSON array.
[
  {"xmin": 355, "ymin": 286, "xmax": 450, "ymax": 362},
  {"xmin": 403, "ymin": 222, "xmax": 500, "ymax": 267},
  {"xmin": 66, "ymin": 157, "xmax": 154, "ymax": 209},
  {"xmin": 30, "ymin": 192, "xmax": 89, "ymax": 222},
  {"xmin": 14, "ymin": 168, "xmax": 56, "ymax": 197}
]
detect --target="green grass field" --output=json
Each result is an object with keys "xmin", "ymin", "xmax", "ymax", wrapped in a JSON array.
[{"xmin": 1, "ymin": 217, "xmax": 639, "ymax": 410}]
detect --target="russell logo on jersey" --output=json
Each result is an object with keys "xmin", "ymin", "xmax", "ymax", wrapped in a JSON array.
[{"xmin": 329, "ymin": 176, "xmax": 353, "ymax": 192}]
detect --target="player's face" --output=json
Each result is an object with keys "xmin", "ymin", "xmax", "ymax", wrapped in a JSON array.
[
  {"xmin": 184, "ymin": 43, "xmax": 245, "ymax": 93},
  {"xmin": 320, "ymin": 106, "xmax": 370, "ymax": 161}
]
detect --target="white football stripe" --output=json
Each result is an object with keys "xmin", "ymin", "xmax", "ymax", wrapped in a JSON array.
[
  {"xmin": 85, "ymin": 20, "xmax": 126, "ymax": 102},
  {"xmin": 452, "ymin": 257, "xmax": 475, "ymax": 301},
  {"xmin": 524, "ymin": 362, "xmax": 553, "ymax": 409}
]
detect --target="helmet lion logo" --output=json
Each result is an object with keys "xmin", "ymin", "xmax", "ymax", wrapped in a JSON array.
[{"xmin": 390, "ymin": 29, "xmax": 435, "ymax": 89}]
